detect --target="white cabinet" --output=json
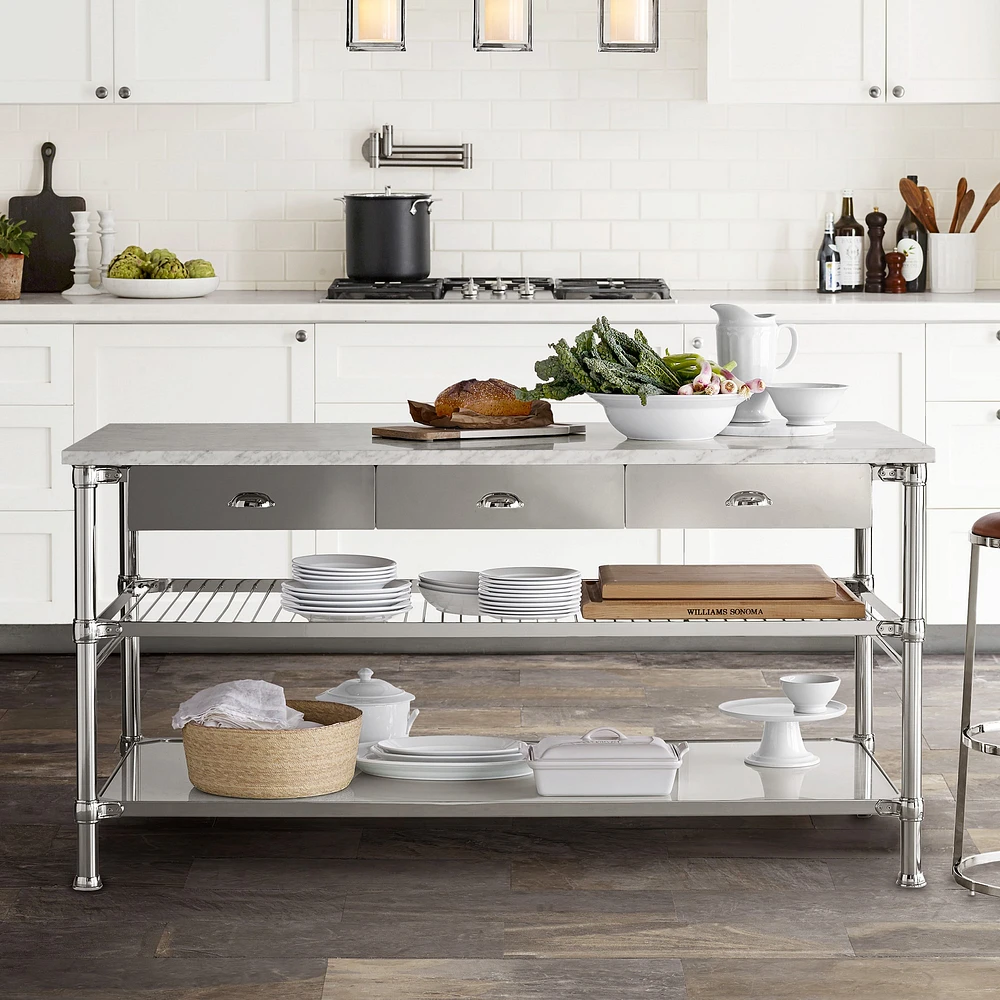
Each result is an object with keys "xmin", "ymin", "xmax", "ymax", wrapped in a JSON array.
[
  {"xmin": 74, "ymin": 324, "xmax": 315, "ymax": 604},
  {"xmin": 925, "ymin": 402, "xmax": 1000, "ymax": 509},
  {"xmin": 926, "ymin": 325, "xmax": 1000, "ymax": 401},
  {"xmin": 0, "ymin": 326, "xmax": 73, "ymax": 404},
  {"xmin": 0, "ymin": 407, "xmax": 74, "ymax": 511},
  {"xmin": 710, "ymin": 0, "xmax": 1000, "ymax": 104},
  {"xmin": 0, "ymin": 512, "xmax": 73, "ymax": 624},
  {"xmin": 0, "ymin": 2, "xmax": 114, "ymax": 103},
  {"xmin": 927, "ymin": 510, "xmax": 1000, "ymax": 625},
  {"xmin": 112, "ymin": 0, "xmax": 293, "ymax": 104}
]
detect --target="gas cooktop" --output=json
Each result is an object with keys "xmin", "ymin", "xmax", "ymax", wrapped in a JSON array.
[{"xmin": 324, "ymin": 277, "xmax": 672, "ymax": 301}]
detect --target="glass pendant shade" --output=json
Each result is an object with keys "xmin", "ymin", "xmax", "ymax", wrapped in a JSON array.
[
  {"xmin": 474, "ymin": 0, "xmax": 531, "ymax": 51},
  {"xmin": 349, "ymin": 0, "xmax": 405, "ymax": 51},
  {"xmin": 599, "ymin": 0, "xmax": 657, "ymax": 51}
]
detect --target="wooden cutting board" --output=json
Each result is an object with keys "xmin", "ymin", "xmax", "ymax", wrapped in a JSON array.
[
  {"xmin": 582, "ymin": 580, "xmax": 866, "ymax": 620},
  {"xmin": 598, "ymin": 564, "xmax": 838, "ymax": 600},
  {"xmin": 8, "ymin": 142, "xmax": 85, "ymax": 293},
  {"xmin": 372, "ymin": 424, "xmax": 586, "ymax": 441}
]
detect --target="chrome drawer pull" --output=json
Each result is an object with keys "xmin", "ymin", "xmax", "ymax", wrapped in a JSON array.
[
  {"xmin": 228, "ymin": 492, "xmax": 276, "ymax": 509},
  {"xmin": 477, "ymin": 492, "xmax": 524, "ymax": 509},
  {"xmin": 726, "ymin": 490, "xmax": 772, "ymax": 508}
]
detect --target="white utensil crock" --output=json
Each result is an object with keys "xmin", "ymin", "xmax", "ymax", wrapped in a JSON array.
[{"xmin": 928, "ymin": 233, "xmax": 977, "ymax": 294}]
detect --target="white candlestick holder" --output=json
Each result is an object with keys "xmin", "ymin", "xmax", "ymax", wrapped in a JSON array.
[
  {"xmin": 97, "ymin": 210, "xmax": 116, "ymax": 285},
  {"xmin": 63, "ymin": 211, "xmax": 101, "ymax": 297}
]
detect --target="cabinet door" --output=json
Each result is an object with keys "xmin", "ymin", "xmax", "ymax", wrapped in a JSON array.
[
  {"xmin": 112, "ymin": 0, "xmax": 293, "ymax": 103},
  {"xmin": 927, "ymin": 510, "xmax": 1000, "ymax": 625},
  {"xmin": 0, "ymin": 326, "xmax": 73, "ymax": 404},
  {"xmin": 708, "ymin": 0, "xmax": 886, "ymax": 103},
  {"xmin": 925, "ymin": 402, "xmax": 1000, "ymax": 509},
  {"xmin": 682, "ymin": 323, "xmax": 925, "ymax": 610},
  {"xmin": 926, "ymin": 324, "xmax": 1000, "ymax": 400},
  {"xmin": 0, "ymin": 2, "xmax": 113, "ymax": 104},
  {"xmin": 0, "ymin": 406, "xmax": 74, "ymax": 510},
  {"xmin": 887, "ymin": 0, "xmax": 1000, "ymax": 103},
  {"xmin": 0, "ymin": 512, "xmax": 73, "ymax": 623},
  {"xmin": 74, "ymin": 324, "xmax": 315, "ymax": 604}
]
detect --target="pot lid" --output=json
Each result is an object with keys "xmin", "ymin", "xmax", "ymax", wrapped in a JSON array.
[
  {"xmin": 323, "ymin": 667, "xmax": 414, "ymax": 705},
  {"xmin": 346, "ymin": 185, "xmax": 430, "ymax": 200}
]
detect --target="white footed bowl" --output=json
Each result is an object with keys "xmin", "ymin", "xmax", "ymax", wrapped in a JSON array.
[
  {"xmin": 588, "ymin": 392, "xmax": 742, "ymax": 442},
  {"xmin": 767, "ymin": 383, "xmax": 847, "ymax": 427},
  {"xmin": 780, "ymin": 672, "xmax": 842, "ymax": 715}
]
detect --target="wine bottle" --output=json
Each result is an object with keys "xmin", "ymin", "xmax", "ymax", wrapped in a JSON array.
[
  {"xmin": 817, "ymin": 212, "xmax": 841, "ymax": 294},
  {"xmin": 896, "ymin": 173, "xmax": 928, "ymax": 292},
  {"xmin": 834, "ymin": 190, "xmax": 864, "ymax": 292}
]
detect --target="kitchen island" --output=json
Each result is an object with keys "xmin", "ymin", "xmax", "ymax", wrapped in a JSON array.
[{"xmin": 64, "ymin": 421, "xmax": 932, "ymax": 892}]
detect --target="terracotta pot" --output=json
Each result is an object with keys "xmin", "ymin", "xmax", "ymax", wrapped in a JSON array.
[{"xmin": 0, "ymin": 254, "xmax": 24, "ymax": 300}]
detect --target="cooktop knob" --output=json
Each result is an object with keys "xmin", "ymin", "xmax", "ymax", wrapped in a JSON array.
[
  {"xmin": 518, "ymin": 278, "xmax": 536, "ymax": 298},
  {"xmin": 491, "ymin": 277, "xmax": 509, "ymax": 296},
  {"xmin": 462, "ymin": 278, "xmax": 480, "ymax": 298}
]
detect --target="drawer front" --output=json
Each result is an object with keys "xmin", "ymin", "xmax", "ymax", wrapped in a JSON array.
[
  {"xmin": 926, "ymin": 324, "xmax": 1000, "ymax": 401},
  {"xmin": 128, "ymin": 467, "xmax": 374, "ymax": 531},
  {"xmin": 626, "ymin": 465, "xmax": 872, "ymax": 529},
  {"xmin": 375, "ymin": 467, "xmax": 625, "ymax": 529},
  {"xmin": 0, "ymin": 325, "xmax": 72, "ymax": 404}
]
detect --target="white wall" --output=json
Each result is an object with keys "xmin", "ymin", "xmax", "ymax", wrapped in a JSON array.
[{"xmin": 3, "ymin": 0, "xmax": 999, "ymax": 289}]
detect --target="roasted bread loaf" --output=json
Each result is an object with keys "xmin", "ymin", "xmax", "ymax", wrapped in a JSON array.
[{"xmin": 434, "ymin": 378, "xmax": 532, "ymax": 418}]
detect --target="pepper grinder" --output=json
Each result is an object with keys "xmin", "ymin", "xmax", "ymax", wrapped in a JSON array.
[
  {"xmin": 62, "ymin": 211, "xmax": 101, "ymax": 297},
  {"xmin": 97, "ymin": 210, "xmax": 116, "ymax": 286},
  {"xmin": 885, "ymin": 251, "xmax": 907, "ymax": 293},
  {"xmin": 864, "ymin": 207, "xmax": 887, "ymax": 293}
]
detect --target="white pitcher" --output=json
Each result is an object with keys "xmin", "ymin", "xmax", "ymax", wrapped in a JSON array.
[{"xmin": 710, "ymin": 303, "xmax": 798, "ymax": 424}]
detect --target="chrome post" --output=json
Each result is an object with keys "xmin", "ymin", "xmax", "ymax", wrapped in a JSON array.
[
  {"xmin": 73, "ymin": 466, "xmax": 102, "ymax": 891},
  {"xmin": 854, "ymin": 526, "xmax": 875, "ymax": 752},
  {"xmin": 897, "ymin": 463, "xmax": 927, "ymax": 888},
  {"xmin": 118, "ymin": 470, "xmax": 142, "ymax": 757}
]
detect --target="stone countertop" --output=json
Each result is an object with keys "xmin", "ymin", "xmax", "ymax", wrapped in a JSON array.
[
  {"xmin": 63, "ymin": 421, "xmax": 934, "ymax": 467},
  {"xmin": 6, "ymin": 288, "xmax": 1000, "ymax": 324}
]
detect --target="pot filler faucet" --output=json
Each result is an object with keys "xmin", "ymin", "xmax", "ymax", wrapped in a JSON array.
[{"xmin": 362, "ymin": 124, "xmax": 473, "ymax": 169}]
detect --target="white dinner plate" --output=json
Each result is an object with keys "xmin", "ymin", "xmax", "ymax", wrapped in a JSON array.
[
  {"xmin": 480, "ymin": 567, "xmax": 581, "ymax": 582},
  {"xmin": 282, "ymin": 598, "xmax": 411, "ymax": 612},
  {"xmin": 478, "ymin": 598, "xmax": 580, "ymax": 609},
  {"xmin": 479, "ymin": 586, "xmax": 581, "ymax": 598},
  {"xmin": 378, "ymin": 736, "xmax": 525, "ymax": 756},
  {"xmin": 356, "ymin": 751, "xmax": 532, "ymax": 781},
  {"xmin": 293, "ymin": 568, "xmax": 395, "ymax": 578},
  {"xmin": 482, "ymin": 610, "xmax": 579, "ymax": 620},
  {"xmin": 294, "ymin": 554, "xmax": 396, "ymax": 572},
  {"xmin": 283, "ymin": 579, "xmax": 410, "ymax": 597},
  {"xmin": 286, "ymin": 608, "xmax": 408, "ymax": 621},
  {"xmin": 370, "ymin": 746, "xmax": 525, "ymax": 764}
]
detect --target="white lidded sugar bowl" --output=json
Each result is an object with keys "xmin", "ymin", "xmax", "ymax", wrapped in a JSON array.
[{"xmin": 316, "ymin": 667, "xmax": 418, "ymax": 746}]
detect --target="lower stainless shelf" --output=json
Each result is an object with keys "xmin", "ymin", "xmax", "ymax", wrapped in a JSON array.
[{"xmin": 101, "ymin": 739, "xmax": 897, "ymax": 819}]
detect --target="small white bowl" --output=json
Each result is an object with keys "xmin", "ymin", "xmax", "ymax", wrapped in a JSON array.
[
  {"xmin": 767, "ymin": 383, "xmax": 847, "ymax": 427},
  {"xmin": 588, "ymin": 392, "xmax": 742, "ymax": 442},
  {"xmin": 780, "ymin": 673, "xmax": 842, "ymax": 715}
]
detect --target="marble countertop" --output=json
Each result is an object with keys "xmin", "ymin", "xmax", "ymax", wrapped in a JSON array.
[
  {"xmin": 8, "ymin": 288, "xmax": 1000, "ymax": 324},
  {"xmin": 63, "ymin": 421, "xmax": 934, "ymax": 467}
]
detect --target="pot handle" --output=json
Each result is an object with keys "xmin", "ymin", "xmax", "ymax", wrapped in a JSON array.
[
  {"xmin": 406, "ymin": 708, "xmax": 420, "ymax": 734},
  {"xmin": 777, "ymin": 325, "xmax": 798, "ymax": 370},
  {"xmin": 409, "ymin": 197, "xmax": 439, "ymax": 216}
]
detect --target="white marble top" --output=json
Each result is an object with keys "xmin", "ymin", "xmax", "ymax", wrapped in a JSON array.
[{"xmin": 63, "ymin": 421, "xmax": 934, "ymax": 466}]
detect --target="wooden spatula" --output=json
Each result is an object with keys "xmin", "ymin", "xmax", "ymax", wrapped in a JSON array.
[
  {"xmin": 970, "ymin": 181, "xmax": 1000, "ymax": 233},
  {"xmin": 956, "ymin": 189, "xmax": 976, "ymax": 233},
  {"xmin": 919, "ymin": 186, "xmax": 938, "ymax": 234},
  {"xmin": 950, "ymin": 177, "xmax": 968, "ymax": 233},
  {"xmin": 899, "ymin": 177, "xmax": 937, "ymax": 233}
]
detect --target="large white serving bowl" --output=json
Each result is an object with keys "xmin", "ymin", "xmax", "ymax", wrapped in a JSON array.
[
  {"xmin": 102, "ymin": 276, "xmax": 220, "ymax": 299},
  {"xmin": 767, "ymin": 383, "xmax": 847, "ymax": 427},
  {"xmin": 419, "ymin": 586, "xmax": 481, "ymax": 617},
  {"xmin": 588, "ymin": 392, "xmax": 742, "ymax": 442}
]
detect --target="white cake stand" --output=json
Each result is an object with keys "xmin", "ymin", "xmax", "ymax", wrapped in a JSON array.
[{"xmin": 718, "ymin": 696, "xmax": 847, "ymax": 768}]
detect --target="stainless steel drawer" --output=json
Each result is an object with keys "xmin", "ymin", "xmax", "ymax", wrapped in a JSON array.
[
  {"xmin": 626, "ymin": 465, "xmax": 872, "ymax": 529},
  {"xmin": 376, "ymin": 466, "xmax": 625, "ymax": 529},
  {"xmin": 128, "ymin": 467, "xmax": 374, "ymax": 530}
]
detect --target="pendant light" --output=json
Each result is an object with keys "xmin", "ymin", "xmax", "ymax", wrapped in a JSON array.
[
  {"xmin": 474, "ymin": 0, "xmax": 531, "ymax": 51},
  {"xmin": 348, "ymin": 0, "xmax": 405, "ymax": 51},
  {"xmin": 598, "ymin": 0, "xmax": 658, "ymax": 52}
]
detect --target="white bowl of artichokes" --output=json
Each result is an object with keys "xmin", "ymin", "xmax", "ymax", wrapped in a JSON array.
[{"xmin": 102, "ymin": 246, "xmax": 219, "ymax": 298}]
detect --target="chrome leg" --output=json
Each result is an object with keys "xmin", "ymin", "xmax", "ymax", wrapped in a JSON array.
[
  {"xmin": 118, "ymin": 472, "xmax": 142, "ymax": 756},
  {"xmin": 854, "ymin": 526, "xmax": 875, "ymax": 753},
  {"xmin": 73, "ymin": 466, "xmax": 102, "ymax": 892},
  {"xmin": 897, "ymin": 464, "xmax": 926, "ymax": 888}
]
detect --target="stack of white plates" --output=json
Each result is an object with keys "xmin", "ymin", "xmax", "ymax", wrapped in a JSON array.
[
  {"xmin": 356, "ymin": 735, "xmax": 531, "ymax": 781},
  {"xmin": 418, "ymin": 570, "xmax": 479, "ymax": 616},
  {"xmin": 283, "ymin": 554, "xmax": 410, "ymax": 621},
  {"xmin": 478, "ymin": 566, "xmax": 582, "ymax": 620}
]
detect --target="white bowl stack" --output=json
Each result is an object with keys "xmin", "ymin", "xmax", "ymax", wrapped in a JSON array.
[
  {"xmin": 281, "ymin": 554, "xmax": 411, "ymax": 621},
  {"xmin": 478, "ymin": 566, "xmax": 583, "ymax": 620},
  {"xmin": 356, "ymin": 735, "xmax": 531, "ymax": 781},
  {"xmin": 418, "ymin": 570, "xmax": 480, "ymax": 616}
]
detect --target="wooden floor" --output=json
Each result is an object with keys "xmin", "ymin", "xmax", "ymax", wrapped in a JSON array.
[{"xmin": 1, "ymin": 649, "xmax": 999, "ymax": 999}]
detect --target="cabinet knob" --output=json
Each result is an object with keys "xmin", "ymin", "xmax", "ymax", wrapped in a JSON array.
[
  {"xmin": 690, "ymin": 337, "xmax": 703, "ymax": 350},
  {"xmin": 892, "ymin": 85, "xmax": 905, "ymax": 99},
  {"xmin": 477, "ymin": 492, "xmax": 524, "ymax": 509},
  {"xmin": 118, "ymin": 86, "xmax": 131, "ymax": 99},
  {"xmin": 869, "ymin": 85, "xmax": 882, "ymax": 99},
  {"xmin": 95, "ymin": 86, "xmax": 108, "ymax": 100},
  {"xmin": 228, "ymin": 491, "xmax": 276, "ymax": 509},
  {"xmin": 995, "ymin": 330, "xmax": 1000, "ymax": 342},
  {"xmin": 725, "ymin": 490, "xmax": 773, "ymax": 508},
  {"xmin": 295, "ymin": 329, "xmax": 308, "ymax": 343}
]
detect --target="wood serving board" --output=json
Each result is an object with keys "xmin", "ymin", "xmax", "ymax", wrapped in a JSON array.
[
  {"xmin": 598, "ymin": 564, "xmax": 838, "ymax": 600},
  {"xmin": 372, "ymin": 424, "xmax": 586, "ymax": 441},
  {"xmin": 581, "ymin": 579, "xmax": 866, "ymax": 620}
]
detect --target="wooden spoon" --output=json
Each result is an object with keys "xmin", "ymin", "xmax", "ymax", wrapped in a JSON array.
[
  {"xmin": 899, "ymin": 178, "xmax": 938, "ymax": 233},
  {"xmin": 956, "ymin": 189, "xmax": 976, "ymax": 233},
  {"xmin": 970, "ymin": 180, "xmax": 1000, "ymax": 233},
  {"xmin": 950, "ymin": 177, "xmax": 968, "ymax": 233},
  {"xmin": 919, "ymin": 186, "xmax": 938, "ymax": 233}
]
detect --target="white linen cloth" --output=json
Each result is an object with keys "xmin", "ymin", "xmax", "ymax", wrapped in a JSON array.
[{"xmin": 172, "ymin": 679, "xmax": 321, "ymax": 730}]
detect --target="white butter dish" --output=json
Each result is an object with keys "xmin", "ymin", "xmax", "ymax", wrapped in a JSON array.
[{"xmin": 528, "ymin": 727, "xmax": 689, "ymax": 797}]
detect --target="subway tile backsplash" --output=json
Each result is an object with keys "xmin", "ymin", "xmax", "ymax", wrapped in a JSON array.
[{"xmin": 4, "ymin": 0, "xmax": 1000, "ymax": 289}]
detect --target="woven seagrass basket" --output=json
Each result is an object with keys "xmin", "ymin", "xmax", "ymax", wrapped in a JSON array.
[{"xmin": 182, "ymin": 700, "xmax": 362, "ymax": 799}]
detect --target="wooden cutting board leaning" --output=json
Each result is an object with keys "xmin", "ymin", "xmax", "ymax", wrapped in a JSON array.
[{"xmin": 8, "ymin": 142, "xmax": 84, "ymax": 293}]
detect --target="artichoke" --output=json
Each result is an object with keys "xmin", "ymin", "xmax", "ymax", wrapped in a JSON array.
[
  {"xmin": 151, "ymin": 258, "xmax": 188, "ymax": 279},
  {"xmin": 120, "ymin": 245, "xmax": 147, "ymax": 261},
  {"xmin": 184, "ymin": 258, "xmax": 215, "ymax": 278},
  {"xmin": 148, "ymin": 248, "xmax": 178, "ymax": 268},
  {"xmin": 107, "ymin": 256, "xmax": 145, "ymax": 279}
]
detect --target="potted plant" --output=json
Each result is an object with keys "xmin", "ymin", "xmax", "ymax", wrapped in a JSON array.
[{"xmin": 0, "ymin": 215, "xmax": 36, "ymax": 300}]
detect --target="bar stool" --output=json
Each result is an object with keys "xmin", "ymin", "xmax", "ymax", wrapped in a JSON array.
[{"xmin": 954, "ymin": 512, "xmax": 1000, "ymax": 894}]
